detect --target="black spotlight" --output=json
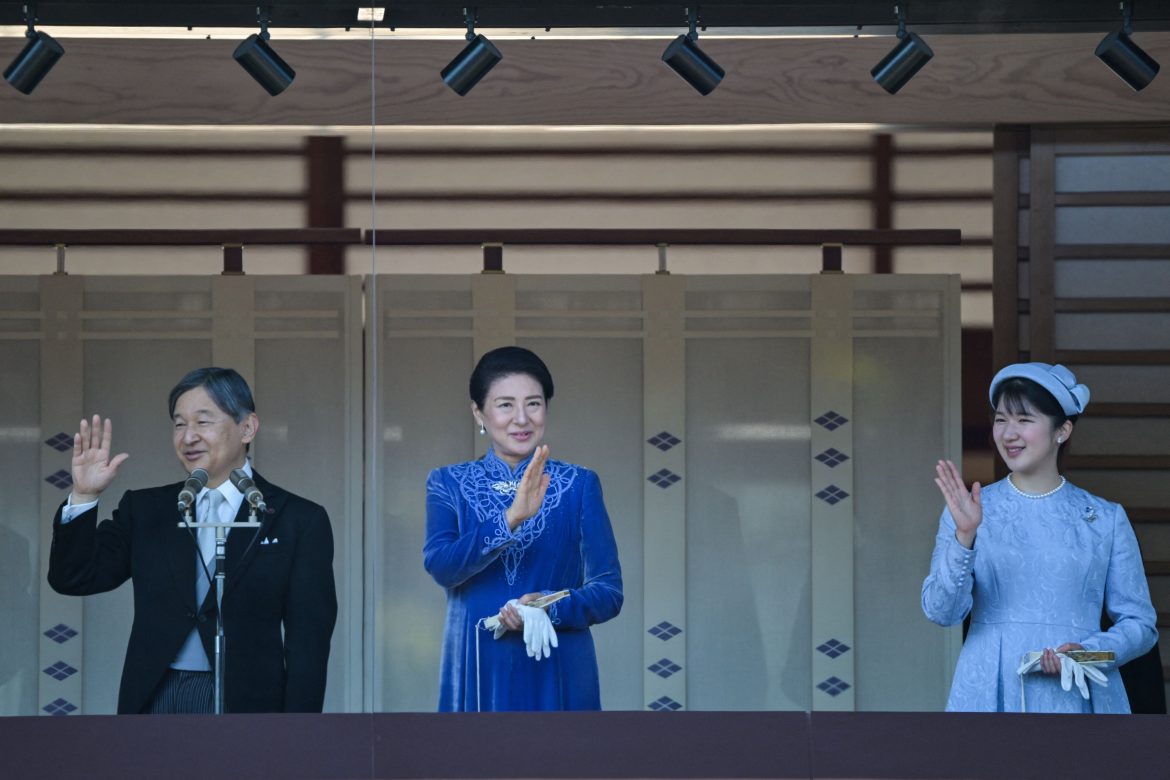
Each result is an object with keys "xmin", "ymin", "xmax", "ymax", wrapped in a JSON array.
[
  {"xmin": 871, "ymin": 6, "xmax": 934, "ymax": 94},
  {"xmin": 234, "ymin": 7, "xmax": 295, "ymax": 96},
  {"xmin": 3, "ymin": 6, "xmax": 64, "ymax": 95},
  {"xmin": 441, "ymin": 8, "xmax": 502, "ymax": 96},
  {"xmin": 662, "ymin": 7, "xmax": 724, "ymax": 95},
  {"xmin": 1096, "ymin": 2, "xmax": 1159, "ymax": 91}
]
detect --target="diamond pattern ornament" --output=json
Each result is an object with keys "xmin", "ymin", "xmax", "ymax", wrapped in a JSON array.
[
  {"xmin": 648, "ymin": 621, "xmax": 682, "ymax": 641},
  {"xmin": 647, "ymin": 469, "xmax": 681, "ymax": 489},
  {"xmin": 814, "ymin": 448, "xmax": 850, "ymax": 468},
  {"xmin": 42, "ymin": 698, "xmax": 78, "ymax": 716},
  {"xmin": 648, "ymin": 696, "xmax": 683, "ymax": 711},
  {"xmin": 44, "ymin": 624, "xmax": 78, "ymax": 644},
  {"xmin": 815, "ymin": 485, "xmax": 850, "ymax": 505},
  {"xmin": 816, "ymin": 676, "xmax": 852, "ymax": 697},
  {"xmin": 44, "ymin": 432, "xmax": 72, "ymax": 452},
  {"xmin": 43, "ymin": 661, "xmax": 78, "ymax": 681},
  {"xmin": 646, "ymin": 432, "xmax": 681, "ymax": 451},
  {"xmin": 816, "ymin": 639, "xmax": 851, "ymax": 659},
  {"xmin": 814, "ymin": 411, "xmax": 849, "ymax": 431},
  {"xmin": 648, "ymin": 658, "xmax": 682, "ymax": 679},
  {"xmin": 45, "ymin": 470, "xmax": 73, "ymax": 490}
]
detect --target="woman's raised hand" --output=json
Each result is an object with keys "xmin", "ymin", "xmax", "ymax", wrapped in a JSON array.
[
  {"xmin": 934, "ymin": 459, "xmax": 981, "ymax": 549},
  {"xmin": 71, "ymin": 415, "xmax": 129, "ymax": 504},
  {"xmin": 505, "ymin": 445, "xmax": 550, "ymax": 531}
]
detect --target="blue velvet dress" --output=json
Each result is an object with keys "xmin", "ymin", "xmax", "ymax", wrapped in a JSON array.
[
  {"xmin": 424, "ymin": 448, "xmax": 623, "ymax": 711},
  {"xmin": 922, "ymin": 479, "xmax": 1157, "ymax": 712}
]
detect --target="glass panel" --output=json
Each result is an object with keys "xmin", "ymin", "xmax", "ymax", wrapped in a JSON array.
[
  {"xmin": 375, "ymin": 335, "xmax": 473, "ymax": 712},
  {"xmin": 1056, "ymin": 155, "xmax": 1170, "ymax": 192},
  {"xmin": 0, "ymin": 339, "xmax": 40, "ymax": 716},
  {"xmin": 1055, "ymin": 259, "xmax": 1170, "ymax": 298},
  {"xmin": 686, "ymin": 337, "xmax": 811, "ymax": 710},
  {"xmin": 1074, "ymin": 418, "xmax": 1170, "ymax": 456},
  {"xmin": 255, "ymin": 326, "xmax": 355, "ymax": 713},
  {"xmin": 1055, "ymin": 206, "xmax": 1170, "ymax": 244},
  {"xmin": 519, "ymin": 336, "xmax": 645, "ymax": 711},
  {"xmin": 1069, "ymin": 470, "xmax": 1170, "ymax": 508},
  {"xmin": 1055, "ymin": 313, "xmax": 1170, "ymax": 350},
  {"xmin": 81, "ymin": 338, "xmax": 213, "ymax": 712},
  {"xmin": 853, "ymin": 337, "xmax": 952, "ymax": 711},
  {"xmin": 1133, "ymin": 525, "xmax": 1170, "ymax": 569},
  {"xmin": 1074, "ymin": 365, "xmax": 1170, "ymax": 404}
]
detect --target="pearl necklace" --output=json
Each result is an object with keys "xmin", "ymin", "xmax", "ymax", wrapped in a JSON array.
[{"xmin": 1007, "ymin": 474, "xmax": 1066, "ymax": 499}]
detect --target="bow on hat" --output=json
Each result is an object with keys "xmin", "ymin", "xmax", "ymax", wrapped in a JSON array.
[{"xmin": 989, "ymin": 362, "xmax": 1090, "ymax": 417}]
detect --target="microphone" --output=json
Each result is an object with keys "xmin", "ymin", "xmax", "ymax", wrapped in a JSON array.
[
  {"xmin": 177, "ymin": 468, "xmax": 209, "ymax": 513},
  {"xmin": 230, "ymin": 468, "xmax": 267, "ymax": 513}
]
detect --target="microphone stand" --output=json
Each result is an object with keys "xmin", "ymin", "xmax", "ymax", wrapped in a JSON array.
[{"xmin": 178, "ymin": 503, "xmax": 262, "ymax": 714}]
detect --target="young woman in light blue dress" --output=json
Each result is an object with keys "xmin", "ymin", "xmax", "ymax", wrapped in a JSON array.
[{"xmin": 923, "ymin": 362, "xmax": 1157, "ymax": 712}]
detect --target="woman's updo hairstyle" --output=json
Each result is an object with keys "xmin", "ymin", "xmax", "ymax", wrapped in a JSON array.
[{"xmin": 469, "ymin": 346, "xmax": 555, "ymax": 410}]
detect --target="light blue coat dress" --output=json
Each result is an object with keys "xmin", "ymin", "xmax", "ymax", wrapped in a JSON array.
[
  {"xmin": 922, "ymin": 479, "xmax": 1157, "ymax": 713},
  {"xmin": 424, "ymin": 448, "xmax": 623, "ymax": 711}
]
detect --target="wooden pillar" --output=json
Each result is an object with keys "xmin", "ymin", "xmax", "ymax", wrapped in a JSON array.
[
  {"xmin": 306, "ymin": 136, "xmax": 346, "ymax": 275},
  {"xmin": 872, "ymin": 134, "xmax": 894, "ymax": 275}
]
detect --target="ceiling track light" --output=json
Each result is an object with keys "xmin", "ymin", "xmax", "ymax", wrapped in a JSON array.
[
  {"xmin": 871, "ymin": 4, "xmax": 934, "ymax": 95},
  {"xmin": 4, "ymin": 3, "xmax": 64, "ymax": 95},
  {"xmin": 662, "ymin": 6, "xmax": 724, "ymax": 96},
  {"xmin": 441, "ymin": 7, "xmax": 502, "ymax": 96},
  {"xmin": 233, "ymin": 5, "xmax": 296, "ymax": 96},
  {"xmin": 1096, "ymin": 0, "xmax": 1160, "ymax": 91}
]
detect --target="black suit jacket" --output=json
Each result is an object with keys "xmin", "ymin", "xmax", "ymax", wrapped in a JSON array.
[{"xmin": 47, "ymin": 471, "xmax": 338, "ymax": 714}]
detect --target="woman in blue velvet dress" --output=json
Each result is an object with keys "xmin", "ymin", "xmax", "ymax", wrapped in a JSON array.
[
  {"xmin": 424, "ymin": 347, "xmax": 623, "ymax": 711},
  {"xmin": 923, "ymin": 363, "xmax": 1157, "ymax": 712}
]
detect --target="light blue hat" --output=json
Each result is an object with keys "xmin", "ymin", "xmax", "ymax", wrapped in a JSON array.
[{"xmin": 989, "ymin": 362, "xmax": 1090, "ymax": 417}]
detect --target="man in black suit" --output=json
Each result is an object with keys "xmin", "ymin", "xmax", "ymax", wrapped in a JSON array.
[{"xmin": 48, "ymin": 367, "xmax": 337, "ymax": 714}]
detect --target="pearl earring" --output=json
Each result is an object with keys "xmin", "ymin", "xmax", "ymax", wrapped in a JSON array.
[{"xmin": 478, "ymin": 421, "xmax": 485, "ymax": 436}]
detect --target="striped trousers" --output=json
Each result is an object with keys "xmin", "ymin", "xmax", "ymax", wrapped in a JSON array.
[{"xmin": 145, "ymin": 669, "xmax": 214, "ymax": 714}]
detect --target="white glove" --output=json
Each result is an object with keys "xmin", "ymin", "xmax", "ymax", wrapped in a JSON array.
[
  {"xmin": 1059, "ymin": 654, "xmax": 1089, "ymax": 699},
  {"xmin": 515, "ymin": 603, "xmax": 558, "ymax": 661},
  {"xmin": 1059, "ymin": 653, "xmax": 1110, "ymax": 699}
]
